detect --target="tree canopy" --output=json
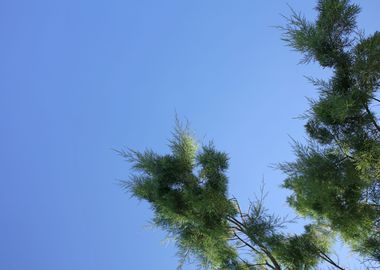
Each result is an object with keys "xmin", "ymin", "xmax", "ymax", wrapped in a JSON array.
[
  {"xmin": 121, "ymin": 0, "xmax": 380, "ymax": 269},
  {"xmin": 279, "ymin": 0, "xmax": 380, "ymax": 263},
  {"xmin": 120, "ymin": 123, "xmax": 335, "ymax": 269}
]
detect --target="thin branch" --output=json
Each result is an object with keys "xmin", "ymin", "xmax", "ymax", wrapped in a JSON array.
[
  {"xmin": 228, "ymin": 216, "xmax": 281, "ymax": 270},
  {"xmin": 233, "ymin": 232, "xmax": 261, "ymax": 255},
  {"xmin": 364, "ymin": 103, "xmax": 380, "ymax": 133},
  {"xmin": 371, "ymin": 96, "xmax": 380, "ymax": 103},
  {"xmin": 315, "ymin": 246, "xmax": 346, "ymax": 270}
]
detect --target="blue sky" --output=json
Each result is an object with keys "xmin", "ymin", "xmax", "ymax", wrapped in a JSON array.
[{"xmin": 1, "ymin": 1, "xmax": 379, "ymax": 269}]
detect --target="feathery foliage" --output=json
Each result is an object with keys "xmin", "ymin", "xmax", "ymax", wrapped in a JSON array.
[
  {"xmin": 121, "ymin": 0, "xmax": 380, "ymax": 268},
  {"xmin": 122, "ymin": 122, "xmax": 340, "ymax": 270},
  {"xmin": 121, "ymin": 124, "xmax": 242, "ymax": 269},
  {"xmin": 280, "ymin": 0, "xmax": 380, "ymax": 264}
]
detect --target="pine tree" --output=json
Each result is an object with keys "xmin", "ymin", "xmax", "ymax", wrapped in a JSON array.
[
  {"xmin": 121, "ymin": 0, "xmax": 380, "ymax": 268},
  {"xmin": 120, "ymin": 122, "xmax": 340, "ymax": 270},
  {"xmin": 279, "ymin": 0, "xmax": 380, "ymax": 264}
]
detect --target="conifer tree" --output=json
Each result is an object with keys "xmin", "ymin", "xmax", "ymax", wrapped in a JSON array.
[
  {"xmin": 121, "ymin": 0, "xmax": 380, "ymax": 268},
  {"xmin": 279, "ymin": 0, "xmax": 380, "ymax": 264},
  {"xmin": 120, "ymin": 122, "xmax": 340, "ymax": 269}
]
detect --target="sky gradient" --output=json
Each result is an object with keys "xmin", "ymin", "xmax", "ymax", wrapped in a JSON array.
[{"xmin": 1, "ymin": 1, "xmax": 380, "ymax": 269}]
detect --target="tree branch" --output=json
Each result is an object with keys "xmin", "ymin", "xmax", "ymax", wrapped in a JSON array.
[
  {"xmin": 364, "ymin": 103, "xmax": 380, "ymax": 133},
  {"xmin": 315, "ymin": 246, "xmax": 345, "ymax": 270}
]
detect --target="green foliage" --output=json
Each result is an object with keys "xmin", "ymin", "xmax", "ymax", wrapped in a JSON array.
[
  {"xmin": 280, "ymin": 0, "xmax": 380, "ymax": 264},
  {"xmin": 273, "ymin": 224, "xmax": 332, "ymax": 270},
  {"xmin": 280, "ymin": 143, "xmax": 376, "ymax": 241},
  {"xmin": 121, "ymin": 0, "xmax": 380, "ymax": 268},
  {"xmin": 281, "ymin": 0, "xmax": 360, "ymax": 66},
  {"xmin": 122, "ymin": 123, "xmax": 341, "ymax": 269},
  {"xmin": 121, "ymin": 124, "xmax": 241, "ymax": 269},
  {"xmin": 234, "ymin": 192, "xmax": 333, "ymax": 270}
]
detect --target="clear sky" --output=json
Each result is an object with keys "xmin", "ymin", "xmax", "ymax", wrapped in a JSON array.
[{"xmin": 1, "ymin": 1, "xmax": 379, "ymax": 269}]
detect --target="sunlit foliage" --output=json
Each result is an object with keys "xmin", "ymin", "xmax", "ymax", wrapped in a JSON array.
[{"xmin": 280, "ymin": 0, "xmax": 380, "ymax": 264}]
